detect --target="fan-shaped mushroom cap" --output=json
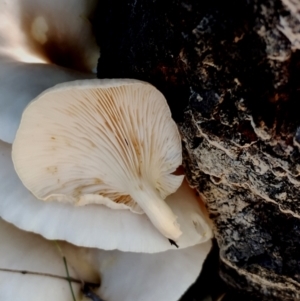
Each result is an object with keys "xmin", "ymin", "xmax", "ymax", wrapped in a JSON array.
[
  {"xmin": 13, "ymin": 79, "xmax": 185, "ymax": 241},
  {"xmin": 0, "ymin": 84, "xmax": 212, "ymax": 252}
]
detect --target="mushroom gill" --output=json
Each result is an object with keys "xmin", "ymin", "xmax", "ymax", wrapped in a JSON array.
[{"xmin": 12, "ymin": 79, "xmax": 185, "ymax": 241}]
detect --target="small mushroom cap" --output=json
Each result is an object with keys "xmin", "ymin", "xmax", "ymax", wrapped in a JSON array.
[
  {"xmin": 13, "ymin": 79, "xmax": 185, "ymax": 241},
  {"xmin": 0, "ymin": 0, "xmax": 99, "ymax": 71},
  {"xmin": 0, "ymin": 217, "xmax": 212, "ymax": 301},
  {"xmin": 0, "ymin": 140, "xmax": 212, "ymax": 253}
]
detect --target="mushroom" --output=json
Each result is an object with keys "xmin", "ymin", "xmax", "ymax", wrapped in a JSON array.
[
  {"xmin": 0, "ymin": 1, "xmax": 214, "ymax": 299},
  {"xmin": 0, "ymin": 0, "xmax": 99, "ymax": 143},
  {"xmin": 0, "ymin": 217, "xmax": 212, "ymax": 301},
  {"xmin": 10, "ymin": 79, "xmax": 212, "ymax": 250}
]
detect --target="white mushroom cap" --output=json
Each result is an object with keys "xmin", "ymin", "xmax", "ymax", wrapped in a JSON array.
[
  {"xmin": 0, "ymin": 217, "xmax": 212, "ymax": 301},
  {"xmin": 0, "ymin": 0, "xmax": 99, "ymax": 143},
  {"xmin": 0, "ymin": 0, "xmax": 98, "ymax": 71},
  {"xmin": 12, "ymin": 79, "xmax": 185, "ymax": 241},
  {"xmin": 0, "ymin": 56, "xmax": 95, "ymax": 144}
]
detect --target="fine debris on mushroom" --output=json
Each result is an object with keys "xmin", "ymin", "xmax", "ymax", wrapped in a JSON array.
[{"xmin": 11, "ymin": 79, "xmax": 212, "ymax": 247}]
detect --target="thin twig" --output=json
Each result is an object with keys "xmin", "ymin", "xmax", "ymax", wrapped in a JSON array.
[
  {"xmin": 53, "ymin": 241, "xmax": 79, "ymax": 301},
  {"xmin": 0, "ymin": 267, "xmax": 99, "ymax": 288},
  {"xmin": 63, "ymin": 256, "xmax": 77, "ymax": 301}
]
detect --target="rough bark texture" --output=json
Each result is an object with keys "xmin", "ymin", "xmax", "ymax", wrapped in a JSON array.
[{"xmin": 94, "ymin": 0, "xmax": 300, "ymax": 300}]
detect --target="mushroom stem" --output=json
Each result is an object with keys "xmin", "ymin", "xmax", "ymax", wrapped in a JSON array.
[{"xmin": 131, "ymin": 189, "xmax": 182, "ymax": 241}]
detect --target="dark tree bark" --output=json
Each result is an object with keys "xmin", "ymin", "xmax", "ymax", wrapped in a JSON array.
[{"xmin": 94, "ymin": 0, "xmax": 300, "ymax": 299}]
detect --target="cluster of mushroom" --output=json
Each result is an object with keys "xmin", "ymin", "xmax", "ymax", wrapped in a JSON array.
[{"xmin": 0, "ymin": 0, "xmax": 213, "ymax": 300}]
